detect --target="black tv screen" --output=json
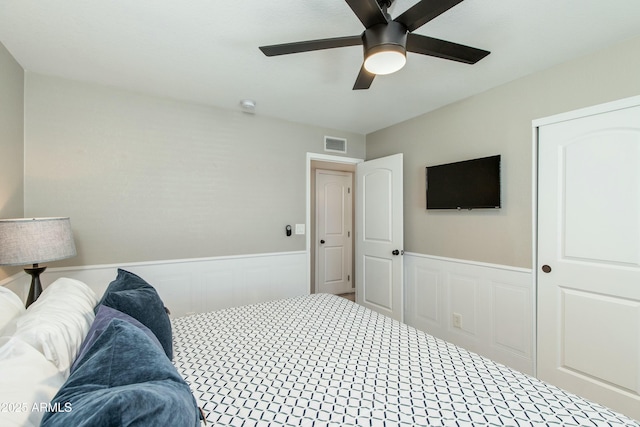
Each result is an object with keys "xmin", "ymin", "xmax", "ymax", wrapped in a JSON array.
[{"xmin": 426, "ymin": 155, "xmax": 501, "ymax": 210}]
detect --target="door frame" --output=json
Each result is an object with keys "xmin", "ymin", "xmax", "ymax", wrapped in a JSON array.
[
  {"xmin": 306, "ymin": 153, "xmax": 364, "ymax": 293},
  {"xmin": 531, "ymin": 94, "xmax": 640, "ymax": 379}
]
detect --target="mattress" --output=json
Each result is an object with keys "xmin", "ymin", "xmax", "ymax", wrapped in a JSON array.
[{"xmin": 172, "ymin": 293, "xmax": 637, "ymax": 426}]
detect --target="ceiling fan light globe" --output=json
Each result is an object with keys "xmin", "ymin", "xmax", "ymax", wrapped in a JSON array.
[{"xmin": 364, "ymin": 48, "xmax": 406, "ymax": 75}]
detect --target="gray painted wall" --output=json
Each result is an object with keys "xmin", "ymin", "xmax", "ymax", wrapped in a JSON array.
[
  {"xmin": 23, "ymin": 73, "xmax": 365, "ymax": 267},
  {"xmin": 5, "ymin": 35, "xmax": 640, "ymax": 273},
  {"xmin": 367, "ymin": 35, "xmax": 640, "ymax": 269},
  {"xmin": 0, "ymin": 42, "xmax": 24, "ymax": 280}
]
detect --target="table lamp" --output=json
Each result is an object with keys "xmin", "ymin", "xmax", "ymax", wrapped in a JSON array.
[{"xmin": 0, "ymin": 217, "xmax": 77, "ymax": 307}]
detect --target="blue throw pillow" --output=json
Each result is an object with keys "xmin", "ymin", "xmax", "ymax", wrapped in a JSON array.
[
  {"xmin": 40, "ymin": 319, "xmax": 200, "ymax": 427},
  {"xmin": 71, "ymin": 304, "xmax": 163, "ymax": 373},
  {"xmin": 96, "ymin": 269, "xmax": 173, "ymax": 359}
]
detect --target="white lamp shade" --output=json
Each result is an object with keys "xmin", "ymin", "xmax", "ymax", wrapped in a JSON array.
[
  {"xmin": 364, "ymin": 48, "xmax": 407, "ymax": 75},
  {"xmin": 0, "ymin": 217, "xmax": 77, "ymax": 266}
]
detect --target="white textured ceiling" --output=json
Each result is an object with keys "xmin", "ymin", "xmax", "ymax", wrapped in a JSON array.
[{"xmin": 1, "ymin": 0, "xmax": 640, "ymax": 134}]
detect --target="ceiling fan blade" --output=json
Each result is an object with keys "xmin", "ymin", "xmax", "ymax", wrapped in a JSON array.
[
  {"xmin": 407, "ymin": 33, "xmax": 489, "ymax": 64},
  {"xmin": 394, "ymin": 0, "xmax": 464, "ymax": 32},
  {"xmin": 259, "ymin": 35, "xmax": 362, "ymax": 56},
  {"xmin": 353, "ymin": 65, "xmax": 375, "ymax": 90},
  {"xmin": 345, "ymin": 0, "xmax": 388, "ymax": 28}
]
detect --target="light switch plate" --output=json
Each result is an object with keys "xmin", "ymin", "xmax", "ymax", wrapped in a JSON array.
[{"xmin": 295, "ymin": 224, "xmax": 305, "ymax": 235}]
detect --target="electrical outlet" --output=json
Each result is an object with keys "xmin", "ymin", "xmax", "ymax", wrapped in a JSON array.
[{"xmin": 453, "ymin": 313, "xmax": 462, "ymax": 329}]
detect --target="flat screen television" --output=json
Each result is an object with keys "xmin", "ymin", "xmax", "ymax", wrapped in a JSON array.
[{"xmin": 426, "ymin": 155, "xmax": 501, "ymax": 210}]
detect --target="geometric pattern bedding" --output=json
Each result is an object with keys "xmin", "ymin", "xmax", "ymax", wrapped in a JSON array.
[{"xmin": 172, "ymin": 294, "xmax": 638, "ymax": 426}]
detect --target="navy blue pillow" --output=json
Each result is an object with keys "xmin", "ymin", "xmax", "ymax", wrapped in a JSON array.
[
  {"xmin": 40, "ymin": 319, "xmax": 200, "ymax": 427},
  {"xmin": 96, "ymin": 269, "xmax": 173, "ymax": 359},
  {"xmin": 72, "ymin": 304, "xmax": 163, "ymax": 373}
]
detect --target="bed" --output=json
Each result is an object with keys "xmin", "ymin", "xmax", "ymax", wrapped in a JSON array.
[
  {"xmin": 1, "ymin": 270, "xmax": 638, "ymax": 426},
  {"xmin": 172, "ymin": 293, "xmax": 638, "ymax": 426}
]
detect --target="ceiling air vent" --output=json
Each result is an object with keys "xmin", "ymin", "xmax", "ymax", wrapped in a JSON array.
[{"xmin": 324, "ymin": 136, "xmax": 347, "ymax": 153}]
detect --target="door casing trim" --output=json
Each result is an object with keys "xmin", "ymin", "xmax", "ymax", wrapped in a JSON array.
[{"xmin": 306, "ymin": 153, "xmax": 363, "ymax": 293}]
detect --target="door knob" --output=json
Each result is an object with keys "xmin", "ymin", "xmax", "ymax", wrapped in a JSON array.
[
  {"xmin": 541, "ymin": 265, "xmax": 552, "ymax": 273},
  {"xmin": 392, "ymin": 249, "xmax": 400, "ymax": 256},
  {"xmin": 320, "ymin": 240, "xmax": 325, "ymax": 244}
]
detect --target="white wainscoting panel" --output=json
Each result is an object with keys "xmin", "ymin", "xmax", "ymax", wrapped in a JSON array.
[
  {"xmin": 1, "ymin": 251, "xmax": 309, "ymax": 318},
  {"xmin": 0, "ymin": 273, "xmax": 30, "ymax": 301},
  {"xmin": 404, "ymin": 252, "xmax": 534, "ymax": 375}
]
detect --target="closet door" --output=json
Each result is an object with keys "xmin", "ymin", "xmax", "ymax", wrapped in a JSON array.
[{"xmin": 537, "ymin": 99, "xmax": 640, "ymax": 420}]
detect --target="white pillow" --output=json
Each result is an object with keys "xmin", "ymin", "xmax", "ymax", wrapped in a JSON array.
[
  {"xmin": 0, "ymin": 286, "xmax": 25, "ymax": 336},
  {"xmin": 0, "ymin": 336, "xmax": 65, "ymax": 427},
  {"xmin": 13, "ymin": 278, "xmax": 98, "ymax": 377}
]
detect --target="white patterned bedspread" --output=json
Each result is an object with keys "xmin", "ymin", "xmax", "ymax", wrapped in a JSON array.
[{"xmin": 172, "ymin": 294, "xmax": 637, "ymax": 426}]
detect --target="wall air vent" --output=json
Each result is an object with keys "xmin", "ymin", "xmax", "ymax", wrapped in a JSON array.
[{"xmin": 324, "ymin": 136, "xmax": 347, "ymax": 153}]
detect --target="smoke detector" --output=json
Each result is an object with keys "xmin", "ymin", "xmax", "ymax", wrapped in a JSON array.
[{"xmin": 240, "ymin": 99, "xmax": 256, "ymax": 114}]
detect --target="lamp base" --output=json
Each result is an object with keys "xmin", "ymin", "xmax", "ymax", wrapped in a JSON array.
[{"xmin": 25, "ymin": 266, "xmax": 47, "ymax": 308}]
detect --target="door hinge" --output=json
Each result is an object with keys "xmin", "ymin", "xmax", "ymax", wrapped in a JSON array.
[
  {"xmin": 348, "ymin": 275, "xmax": 350, "ymax": 281},
  {"xmin": 348, "ymin": 231, "xmax": 350, "ymax": 237},
  {"xmin": 348, "ymin": 187, "xmax": 351, "ymax": 194}
]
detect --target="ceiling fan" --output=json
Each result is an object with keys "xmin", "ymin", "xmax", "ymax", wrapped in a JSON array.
[{"xmin": 259, "ymin": 0, "xmax": 490, "ymax": 90}]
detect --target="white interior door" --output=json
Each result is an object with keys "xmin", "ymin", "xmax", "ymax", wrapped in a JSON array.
[
  {"xmin": 537, "ymin": 101, "xmax": 640, "ymax": 420},
  {"xmin": 316, "ymin": 169, "xmax": 353, "ymax": 295},
  {"xmin": 356, "ymin": 153, "xmax": 403, "ymax": 321}
]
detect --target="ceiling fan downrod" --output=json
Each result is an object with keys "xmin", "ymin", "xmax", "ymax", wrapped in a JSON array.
[{"xmin": 378, "ymin": 0, "xmax": 394, "ymax": 17}]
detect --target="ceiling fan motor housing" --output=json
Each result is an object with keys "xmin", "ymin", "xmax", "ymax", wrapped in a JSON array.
[
  {"xmin": 362, "ymin": 21, "xmax": 408, "ymax": 55},
  {"xmin": 362, "ymin": 20, "xmax": 408, "ymax": 75}
]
